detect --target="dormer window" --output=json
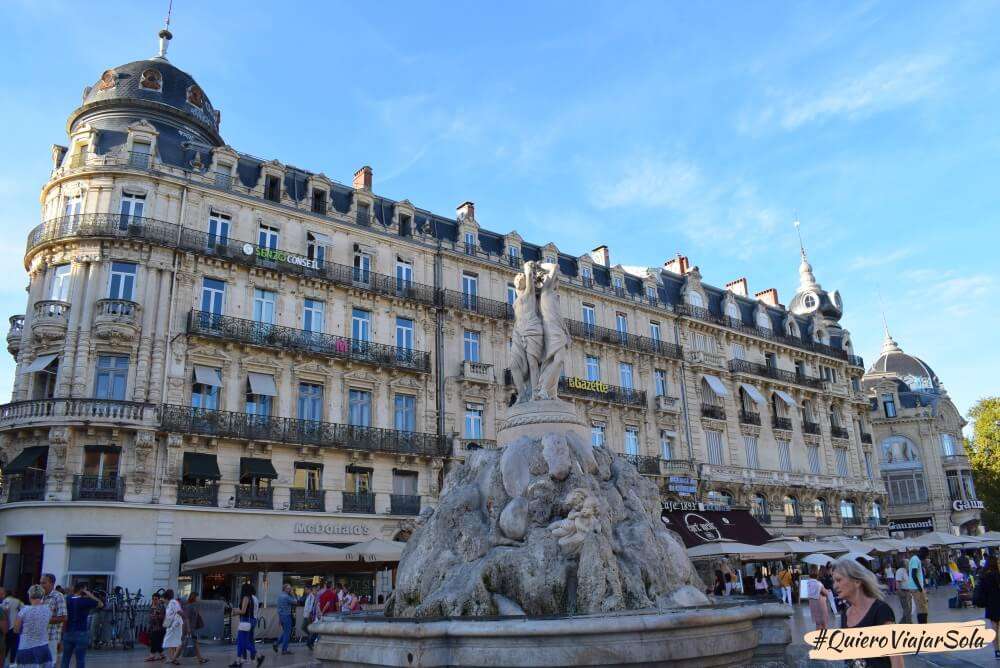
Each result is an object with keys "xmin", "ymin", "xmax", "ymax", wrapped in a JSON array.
[
  {"xmin": 882, "ymin": 393, "xmax": 897, "ymax": 418},
  {"xmin": 581, "ymin": 267, "xmax": 593, "ymax": 287},
  {"xmin": 139, "ymin": 68, "xmax": 162, "ymax": 91},
  {"xmin": 464, "ymin": 231, "xmax": 476, "ymax": 253},
  {"xmin": 545, "ymin": 255, "xmax": 556, "ymax": 265},
  {"xmin": 356, "ymin": 202, "xmax": 371, "ymax": 227},
  {"xmin": 213, "ymin": 162, "xmax": 233, "ymax": 188},
  {"xmin": 755, "ymin": 309, "xmax": 772, "ymax": 330},
  {"xmin": 264, "ymin": 175, "xmax": 281, "ymax": 202},
  {"xmin": 130, "ymin": 140, "xmax": 152, "ymax": 169},
  {"xmin": 646, "ymin": 286, "xmax": 657, "ymax": 303},
  {"xmin": 507, "ymin": 245, "xmax": 520, "ymax": 267},
  {"xmin": 613, "ymin": 276, "xmax": 624, "ymax": 295},
  {"xmin": 311, "ymin": 189, "xmax": 327, "ymax": 214},
  {"xmin": 725, "ymin": 301, "xmax": 740, "ymax": 320},
  {"xmin": 399, "ymin": 214, "xmax": 412, "ymax": 237},
  {"xmin": 687, "ymin": 291, "xmax": 704, "ymax": 308}
]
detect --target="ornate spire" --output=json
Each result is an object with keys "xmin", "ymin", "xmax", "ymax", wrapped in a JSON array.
[
  {"xmin": 879, "ymin": 293, "xmax": 901, "ymax": 355},
  {"xmin": 156, "ymin": 0, "xmax": 173, "ymax": 60},
  {"xmin": 794, "ymin": 219, "xmax": 819, "ymax": 291}
]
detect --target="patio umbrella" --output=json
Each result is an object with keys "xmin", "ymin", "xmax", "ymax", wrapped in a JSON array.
[
  {"xmin": 769, "ymin": 540, "xmax": 848, "ymax": 555},
  {"xmin": 340, "ymin": 537, "xmax": 406, "ymax": 563},
  {"xmin": 687, "ymin": 540, "xmax": 788, "ymax": 560},
  {"xmin": 801, "ymin": 553, "xmax": 835, "ymax": 567},
  {"xmin": 864, "ymin": 538, "xmax": 911, "ymax": 553},
  {"xmin": 912, "ymin": 531, "xmax": 979, "ymax": 548},
  {"xmin": 181, "ymin": 535, "xmax": 350, "ymax": 573},
  {"xmin": 843, "ymin": 551, "xmax": 875, "ymax": 562}
]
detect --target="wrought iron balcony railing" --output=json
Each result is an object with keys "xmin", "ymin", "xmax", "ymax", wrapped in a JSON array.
[
  {"xmin": 621, "ymin": 453, "xmax": 662, "ymax": 475},
  {"xmin": 739, "ymin": 410, "xmax": 761, "ymax": 426},
  {"xmin": 390, "ymin": 494, "xmax": 421, "ymax": 515},
  {"xmin": 73, "ymin": 474, "xmax": 125, "ymax": 501},
  {"xmin": 189, "ymin": 311, "xmax": 430, "ymax": 373},
  {"xmin": 557, "ymin": 377, "xmax": 647, "ymax": 407},
  {"xmin": 728, "ymin": 359, "xmax": 825, "ymax": 390},
  {"xmin": 4, "ymin": 470, "xmax": 46, "ymax": 502},
  {"xmin": 841, "ymin": 515, "xmax": 862, "ymax": 526},
  {"xmin": 701, "ymin": 404, "xmax": 726, "ymax": 420},
  {"xmin": 235, "ymin": 485, "xmax": 273, "ymax": 509},
  {"xmin": 343, "ymin": 492, "xmax": 375, "ymax": 514},
  {"xmin": 830, "ymin": 426, "xmax": 850, "ymax": 440},
  {"xmin": 772, "ymin": 416, "xmax": 793, "ymax": 431},
  {"xmin": 160, "ymin": 405, "xmax": 449, "ymax": 457},
  {"xmin": 177, "ymin": 483, "xmax": 219, "ymax": 507},
  {"xmin": 564, "ymin": 319, "xmax": 684, "ymax": 360},
  {"xmin": 817, "ymin": 515, "xmax": 833, "ymax": 526},
  {"xmin": 0, "ymin": 399, "xmax": 158, "ymax": 429},
  {"xmin": 440, "ymin": 289, "xmax": 512, "ymax": 320},
  {"xmin": 95, "ymin": 299, "xmax": 141, "ymax": 321},
  {"xmin": 802, "ymin": 421, "xmax": 821, "ymax": 435},
  {"xmin": 290, "ymin": 488, "xmax": 325, "ymax": 512}
]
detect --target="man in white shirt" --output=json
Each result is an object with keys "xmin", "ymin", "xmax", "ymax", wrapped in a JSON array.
[
  {"xmin": 894, "ymin": 560, "xmax": 911, "ymax": 624},
  {"xmin": 301, "ymin": 584, "xmax": 316, "ymax": 649}
]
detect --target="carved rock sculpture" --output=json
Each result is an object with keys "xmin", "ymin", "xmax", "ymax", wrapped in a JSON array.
[{"xmin": 385, "ymin": 430, "xmax": 707, "ymax": 618}]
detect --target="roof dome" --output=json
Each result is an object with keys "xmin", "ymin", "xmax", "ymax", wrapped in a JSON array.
[
  {"xmin": 865, "ymin": 331, "xmax": 940, "ymax": 392},
  {"xmin": 74, "ymin": 56, "xmax": 221, "ymax": 143}
]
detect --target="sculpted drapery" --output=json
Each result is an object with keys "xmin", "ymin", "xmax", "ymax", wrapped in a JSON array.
[{"xmin": 509, "ymin": 261, "xmax": 569, "ymax": 403}]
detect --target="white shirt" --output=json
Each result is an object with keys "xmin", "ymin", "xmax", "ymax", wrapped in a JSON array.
[
  {"xmin": 895, "ymin": 567, "xmax": 909, "ymax": 586},
  {"xmin": 303, "ymin": 593, "xmax": 316, "ymax": 617}
]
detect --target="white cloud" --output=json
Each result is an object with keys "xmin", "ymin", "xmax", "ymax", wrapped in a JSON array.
[
  {"xmin": 591, "ymin": 158, "xmax": 701, "ymax": 210},
  {"xmin": 848, "ymin": 247, "xmax": 914, "ymax": 270},
  {"xmin": 898, "ymin": 269, "xmax": 996, "ymax": 319}
]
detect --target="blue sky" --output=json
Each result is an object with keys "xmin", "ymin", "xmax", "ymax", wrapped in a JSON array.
[{"xmin": 1, "ymin": 1, "xmax": 998, "ymax": 422}]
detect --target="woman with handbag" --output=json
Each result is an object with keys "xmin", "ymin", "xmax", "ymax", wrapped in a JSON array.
[
  {"xmin": 162, "ymin": 589, "xmax": 184, "ymax": 665},
  {"xmin": 184, "ymin": 593, "xmax": 209, "ymax": 664},
  {"xmin": 229, "ymin": 584, "xmax": 265, "ymax": 668},
  {"xmin": 146, "ymin": 593, "xmax": 166, "ymax": 662}
]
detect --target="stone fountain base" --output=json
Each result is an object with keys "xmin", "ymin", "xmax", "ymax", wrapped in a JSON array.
[{"xmin": 312, "ymin": 600, "xmax": 791, "ymax": 668}]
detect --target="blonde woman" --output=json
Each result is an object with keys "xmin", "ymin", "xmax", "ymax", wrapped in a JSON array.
[
  {"xmin": 832, "ymin": 558, "xmax": 903, "ymax": 668},
  {"xmin": 805, "ymin": 566, "xmax": 831, "ymax": 630}
]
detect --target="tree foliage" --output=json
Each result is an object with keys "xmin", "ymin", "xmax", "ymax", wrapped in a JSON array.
[{"xmin": 967, "ymin": 397, "xmax": 1000, "ymax": 529}]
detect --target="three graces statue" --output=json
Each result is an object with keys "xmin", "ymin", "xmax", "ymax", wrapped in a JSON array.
[{"xmin": 510, "ymin": 261, "xmax": 570, "ymax": 403}]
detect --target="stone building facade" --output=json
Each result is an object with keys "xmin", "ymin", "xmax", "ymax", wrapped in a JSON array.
[
  {"xmin": 0, "ymin": 33, "xmax": 885, "ymax": 597},
  {"xmin": 863, "ymin": 330, "xmax": 982, "ymax": 536}
]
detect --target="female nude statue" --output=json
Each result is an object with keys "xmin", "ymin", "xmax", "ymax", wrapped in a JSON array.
[{"xmin": 509, "ymin": 261, "xmax": 544, "ymax": 403}]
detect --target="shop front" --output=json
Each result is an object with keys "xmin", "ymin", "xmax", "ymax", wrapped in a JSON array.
[
  {"xmin": 887, "ymin": 516, "xmax": 934, "ymax": 538},
  {"xmin": 951, "ymin": 500, "xmax": 984, "ymax": 535}
]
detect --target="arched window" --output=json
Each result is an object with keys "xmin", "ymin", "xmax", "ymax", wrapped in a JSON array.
[
  {"xmin": 786, "ymin": 318, "xmax": 800, "ymax": 338},
  {"xmin": 783, "ymin": 495, "xmax": 799, "ymax": 518},
  {"xmin": 803, "ymin": 294, "xmax": 817, "ymax": 309},
  {"xmin": 708, "ymin": 490, "xmax": 734, "ymax": 507},
  {"xmin": 755, "ymin": 309, "xmax": 772, "ymax": 330},
  {"xmin": 871, "ymin": 501, "xmax": 882, "ymax": 521},
  {"xmin": 813, "ymin": 497, "xmax": 828, "ymax": 520},
  {"xmin": 687, "ymin": 291, "xmax": 704, "ymax": 308},
  {"xmin": 840, "ymin": 498, "xmax": 856, "ymax": 519},
  {"xmin": 751, "ymin": 493, "xmax": 769, "ymax": 519},
  {"xmin": 725, "ymin": 301, "xmax": 740, "ymax": 320}
]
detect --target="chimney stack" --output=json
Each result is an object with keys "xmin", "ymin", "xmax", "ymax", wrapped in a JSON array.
[
  {"xmin": 726, "ymin": 277, "xmax": 748, "ymax": 297},
  {"xmin": 456, "ymin": 201, "xmax": 475, "ymax": 222},
  {"xmin": 663, "ymin": 254, "xmax": 690, "ymax": 275},
  {"xmin": 755, "ymin": 288, "xmax": 780, "ymax": 306},
  {"xmin": 353, "ymin": 165, "xmax": 373, "ymax": 190},
  {"xmin": 590, "ymin": 245, "xmax": 610, "ymax": 267}
]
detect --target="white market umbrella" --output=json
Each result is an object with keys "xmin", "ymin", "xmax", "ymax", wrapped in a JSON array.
[
  {"xmin": 181, "ymin": 535, "xmax": 349, "ymax": 573},
  {"xmin": 864, "ymin": 538, "xmax": 911, "ymax": 553},
  {"xmin": 843, "ymin": 551, "xmax": 875, "ymax": 562},
  {"xmin": 340, "ymin": 538, "xmax": 406, "ymax": 563},
  {"xmin": 687, "ymin": 541, "xmax": 788, "ymax": 560},
  {"xmin": 913, "ymin": 531, "xmax": 978, "ymax": 548},
  {"xmin": 770, "ymin": 540, "xmax": 848, "ymax": 555},
  {"xmin": 801, "ymin": 553, "xmax": 835, "ymax": 567}
]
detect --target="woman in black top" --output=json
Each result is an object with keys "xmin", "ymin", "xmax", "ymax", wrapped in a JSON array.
[
  {"xmin": 981, "ymin": 555, "xmax": 1000, "ymax": 658},
  {"xmin": 832, "ymin": 557, "xmax": 903, "ymax": 668}
]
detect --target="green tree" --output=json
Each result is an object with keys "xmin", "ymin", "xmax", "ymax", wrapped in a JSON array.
[{"xmin": 967, "ymin": 397, "xmax": 1000, "ymax": 529}]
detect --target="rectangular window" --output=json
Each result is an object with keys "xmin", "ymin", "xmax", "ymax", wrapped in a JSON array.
[
  {"xmin": 585, "ymin": 355, "xmax": 601, "ymax": 381},
  {"xmin": 207, "ymin": 212, "xmax": 230, "ymax": 249},
  {"xmin": 730, "ymin": 343, "xmax": 746, "ymax": 360},
  {"xmin": 83, "ymin": 448, "xmax": 120, "ymax": 478},
  {"xmin": 864, "ymin": 451, "xmax": 874, "ymax": 479},
  {"xmin": 396, "ymin": 259, "xmax": 413, "ymax": 292},
  {"xmin": 615, "ymin": 312, "xmax": 628, "ymax": 334},
  {"xmin": 353, "ymin": 251, "xmax": 372, "ymax": 284},
  {"xmin": 660, "ymin": 430, "xmax": 675, "ymax": 460},
  {"xmin": 264, "ymin": 174, "xmax": 281, "ymax": 202},
  {"xmin": 882, "ymin": 394, "xmax": 896, "ymax": 418},
  {"xmin": 946, "ymin": 471, "xmax": 962, "ymax": 501},
  {"xmin": 613, "ymin": 277, "xmax": 624, "ymax": 294},
  {"xmin": 461, "ymin": 272, "xmax": 478, "ymax": 309},
  {"xmin": 693, "ymin": 333, "xmax": 716, "ymax": 353},
  {"xmin": 962, "ymin": 471, "xmax": 977, "ymax": 500},
  {"xmin": 191, "ymin": 368, "xmax": 220, "ymax": 411},
  {"xmin": 258, "ymin": 224, "xmax": 279, "ymax": 250},
  {"xmin": 64, "ymin": 194, "xmax": 82, "ymax": 219},
  {"xmin": 50, "ymin": 264, "xmax": 72, "ymax": 302},
  {"xmin": 794, "ymin": 360, "xmax": 806, "ymax": 378},
  {"xmin": 306, "ymin": 232, "xmax": 327, "ymax": 267},
  {"xmin": 213, "ymin": 162, "xmax": 232, "ymax": 187},
  {"xmin": 464, "ymin": 231, "xmax": 476, "ymax": 253},
  {"xmin": 108, "ymin": 262, "xmax": 137, "ymax": 300},
  {"xmin": 311, "ymin": 189, "xmax": 327, "ymax": 214},
  {"xmin": 744, "ymin": 435, "xmax": 759, "ymax": 469},
  {"xmin": 624, "ymin": 428, "xmax": 639, "ymax": 456},
  {"xmin": 835, "ymin": 448, "xmax": 849, "ymax": 477},
  {"xmin": 764, "ymin": 352, "xmax": 777, "ymax": 369},
  {"xmin": 398, "ymin": 214, "xmax": 412, "ymax": 237},
  {"xmin": 303, "ymin": 298, "xmax": 324, "ymax": 333},
  {"xmin": 654, "ymin": 369, "xmax": 667, "ymax": 397},
  {"xmin": 297, "ymin": 382, "xmax": 324, "ymax": 422},
  {"xmin": 394, "ymin": 394, "xmax": 416, "ymax": 432},
  {"xmin": 201, "ymin": 278, "xmax": 225, "ymax": 316},
  {"xmin": 396, "ymin": 317, "xmax": 414, "ymax": 351},
  {"xmin": 581, "ymin": 267, "xmax": 593, "ymax": 286},
  {"xmin": 646, "ymin": 286, "xmax": 657, "ymax": 303},
  {"xmin": 508, "ymin": 245, "xmax": 519, "ymax": 265},
  {"xmin": 346, "ymin": 466, "xmax": 372, "ymax": 493},
  {"xmin": 591, "ymin": 422, "xmax": 606, "ymax": 448},
  {"xmin": 94, "ymin": 355, "xmax": 129, "ymax": 400},
  {"xmin": 507, "ymin": 283, "xmax": 516, "ymax": 306},
  {"xmin": 941, "ymin": 434, "xmax": 956, "ymax": 457},
  {"xmin": 356, "ymin": 202, "xmax": 371, "ymax": 226},
  {"xmin": 582, "ymin": 304, "xmax": 596, "ymax": 329},
  {"xmin": 463, "ymin": 330, "xmax": 480, "ymax": 362},
  {"xmin": 294, "ymin": 464, "xmax": 322, "ymax": 491},
  {"xmin": 245, "ymin": 375, "xmax": 274, "ymax": 417},
  {"xmin": 619, "ymin": 362, "xmax": 633, "ymax": 390},
  {"xmin": 348, "ymin": 389, "xmax": 372, "ymax": 427},
  {"xmin": 807, "ymin": 445, "xmax": 821, "ymax": 474},
  {"xmin": 393, "ymin": 470, "xmax": 418, "ymax": 495},
  {"xmin": 119, "ymin": 193, "xmax": 145, "ymax": 226},
  {"xmin": 351, "ymin": 308, "xmax": 371, "ymax": 342},
  {"xmin": 649, "ymin": 321, "xmax": 661, "ymax": 342},
  {"xmin": 777, "ymin": 440, "xmax": 791, "ymax": 472},
  {"xmin": 705, "ymin": 430, "xmax": 724, "ymax": 466},
  {"xmin": 253, "ymin": 289, "xmax": 276, "ymax": 324},
  {"xmin": 464, "ymin": 403, "xmax": 484, "ymax": 438}
]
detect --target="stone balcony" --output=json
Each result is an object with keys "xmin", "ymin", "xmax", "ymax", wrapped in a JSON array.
[
  {"xmin": 699, "ymin": 463, "xmax": 877, "ymax": 494},
  {"xmin": 7, "ymin": 315, "xmax": 23, "ymax": 357},
  {"xmin": 0, "ymin": 398, "xmax": 158, "ymax": 432},
  {"xmin": 31, "ymin": 300, "xmax": 70, "ymax": 343},
  {"xmin": 93, "ymin": 299, "xmax": 142, "ymax": 341},
  {"xmin": 461, "ymin": 360, "xmax": 494, "ymax": 384}
]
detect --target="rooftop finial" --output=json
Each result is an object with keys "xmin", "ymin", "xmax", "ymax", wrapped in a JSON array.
[
  {"xmin": 877, "ymin": 287, "xmax": 901, "ymax": 354},
  {"xmin": 156, "ymin": 0, "xmax": 174, "ymax": 60},
  {"xmin": 794, "ymin": 217, "xmax": 819, "ymax": 291},
  {"xmin": 793, "ymin": 216, "xmax": 807, "ymax": 262}
]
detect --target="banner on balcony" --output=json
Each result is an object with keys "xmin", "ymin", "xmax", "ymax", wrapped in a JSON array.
[
  {"xmin": 888, "ymin": 517, "xmax": 934, "ymax": 535},
  {"xmin": 660, "ymin": 508, "xmax": 772, "ymax": 547},
  {"xmin": 243, "ymin": 243, "xmax": 319, "ymax": 270},
  {"xmin": 565, "ymin": 377, "xmax": 610, "ymax": 394}
]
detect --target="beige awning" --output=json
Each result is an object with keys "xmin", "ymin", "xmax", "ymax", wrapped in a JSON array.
[
  {"xmin": 181, "ymin": 535, "xmax": 348, "ymax": 573},
  {"xmin": 773, "ymin": 390, "xmax": 797, "ymax": 407},
  {"xmin": 340, "ymin": 538, "xmax": 406, "ymax": 563},
  {"xmin": 702, "ymin": 374, "xmax": 728, "ymax": 398},
  {"xmin": 687, "ymin": 540, "xmax": 787, "ymax": 560},
  {"xmin": 248, "ymin": 372, "xmax": 278, "ymax": 396},
  {"xmin": 25, "ymin": 353, "xmax": 58, "ymax": 373},
  {"xmin": 739, "ymin": 383, "xmax": 766, "ymax": 405},
  {"xmin": 194, "ymin": 365, "xmax": 223, "ymax": 387}
]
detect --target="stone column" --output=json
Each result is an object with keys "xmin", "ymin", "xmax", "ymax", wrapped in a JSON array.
[
  {"xmin": 70, "ymin": 261, "xmax": 98, "ymax": 397},
  {"xmin": 133, "ymin": 267, "xmax": 161, "ymax": 400},
  {"xmin": 147, "ymin": 268, "xmax": 174, "ymax": 404}
]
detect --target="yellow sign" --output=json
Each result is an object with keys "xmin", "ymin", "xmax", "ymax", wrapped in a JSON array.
[{"xmin": 566, "ymin": 377, "xmax": 610, "ymax": 394}]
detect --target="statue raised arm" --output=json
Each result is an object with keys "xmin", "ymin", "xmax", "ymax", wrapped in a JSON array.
[{"xmin": 509, "ymin": 262, "xmax": 544, "ymax": 404}]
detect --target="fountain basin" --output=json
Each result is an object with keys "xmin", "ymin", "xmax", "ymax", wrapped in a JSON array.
[{"xmin": 312, "ymin": 600, "xmax": 791, "ymax": 667}]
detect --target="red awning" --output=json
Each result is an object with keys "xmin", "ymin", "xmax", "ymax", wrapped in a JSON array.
[{"xmin": 660, "ymin": 509, "xmax": 772, "ymax": 548}]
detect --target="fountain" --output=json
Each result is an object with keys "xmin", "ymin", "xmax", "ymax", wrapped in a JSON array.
[{"xmin": 312, "ymin": 262, "xmax": 792, "ymax": 667}]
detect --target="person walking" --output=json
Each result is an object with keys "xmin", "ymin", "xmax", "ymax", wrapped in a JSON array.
[
  {"xmin": 272, "ymin": 584, "xmax": 296, "ymax": 656},
  {"xmin": 884, "ymin": 562, "xmax": 896, "ymax": 594},
  {"xmin": 806, "ymin": 567, "xmax": 831, "ymax": 630},
  {"xmin": 978, "ymin": 555, "xmax": 1000, "ymax": 659},
  {"xmin": 300, "ymin": 585, "xmax": 317, "ymax": 650},
  {"xmin": 182, "ymin": 593, "xmax": 208, "ymax": 665},
  {"xmin": 146, "ymin": 592, "xmax": 166, "ymax": 662},
  {"xmin": 908, "ymin": 547, "xmax": 931, "ymax": 623},
  {"xmin": 60, "ymin": 583, "xmax": 103, "ymax": 668},
  {"xmin": 13, "ymin": 585, "xmax": 53, "ymax": 668},
  {"xmin": 317, "ymin": 582, "xmax": 337, "ymax": 619},
  {"xmin": 229, "ymin": 583, "xmax": 264, "ymax": 668},
  {"xmin": 162, "ymin": 590, "xmax": 184, "ymax": 665},
  {"xmin": 1, "ymin": 587, "xmax": 23, "ymax": 666},
  {"xmin": 832, "ymin": 558, "xmax": 904, "ymax": 668},
  {"xmin": 39, "ymin": 575, "xmax": 65, "ymax": 667},
  {"xmin": 894, "ymin": 558, "xmax": 912, "ymax": 624},
  {"xmin": 777, "ymin": 565, "xmax": 793, "ymax": 605}
]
